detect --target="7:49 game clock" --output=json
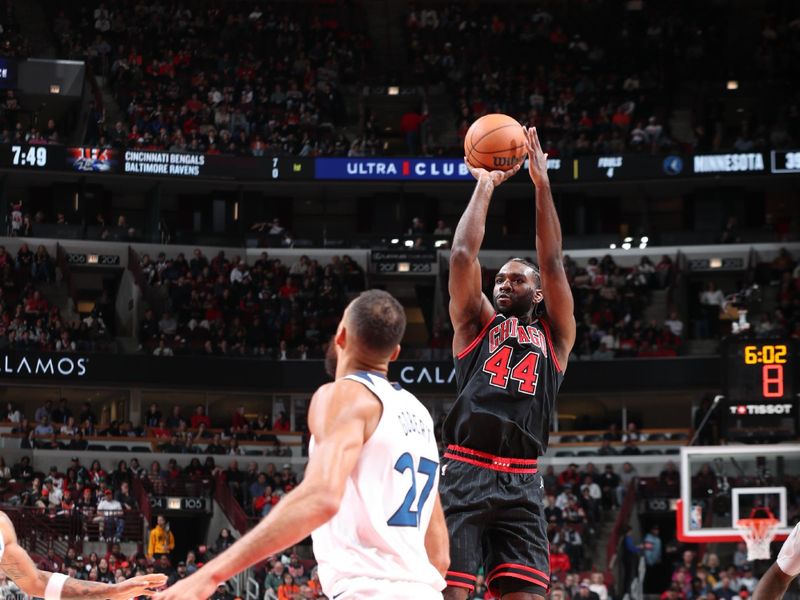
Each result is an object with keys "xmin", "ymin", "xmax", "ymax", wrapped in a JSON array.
[{"xmin": 722, "ymin": 339, "xmax": 798, "ymax": 441}]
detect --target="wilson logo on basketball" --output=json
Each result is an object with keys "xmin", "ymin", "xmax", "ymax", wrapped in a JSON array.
[{"xmin": 492, "ymin": 156, "xmax": 522, "ymax": 167}]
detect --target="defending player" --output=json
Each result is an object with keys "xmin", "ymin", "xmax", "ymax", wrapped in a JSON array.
[
  {"xmin": 155, "ymin": 289, "xmax": 448, "ymax": 600},
  {"xmin": 441, "ymin": 126, "xmax": 576, "ymax": 600},
  {"xmin": 752, "ymin": 521, "xmax": 800, "ymax": 599},
  {"xmin": 0, "ymin": 510, "xmax": 166, "ymax": 599}
]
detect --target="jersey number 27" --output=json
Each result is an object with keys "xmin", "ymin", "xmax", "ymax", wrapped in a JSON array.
[
  {"xmin": 482, "ymin": 346, "xmax": 540, "ymax": 395},
  {"xmin": 387, "ymin": 452, "xmax": 438, "ymax": 527}
]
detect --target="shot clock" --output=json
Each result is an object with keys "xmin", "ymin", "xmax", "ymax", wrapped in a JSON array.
[{"xmin": 722, "ymin": 339, "xmax": 797, "ymax": 441}]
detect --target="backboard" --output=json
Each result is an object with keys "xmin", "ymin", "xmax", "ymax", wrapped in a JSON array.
[{"xmin": 676, "ymin": 445, "xmax": 800, "ymax": 543}]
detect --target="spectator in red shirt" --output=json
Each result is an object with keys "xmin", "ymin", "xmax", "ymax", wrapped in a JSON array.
[
  {"xmin": 253, "ymin": 485, "xmax": 279, "ymax": 517},
  {"xmin": 190, "ymin": 405, "xmax": 211, "ymax": 429},
  {"xmin": 278, "ymin": 278, "xmax": 299, "ymax": 300},
  {"xmin": 151, "ymin": 419, "xmax": 170, "ymax": 439},
  {"xmin": 24, "ymin": 291, "xmax": 48, "ymax": 317},
  {"xmin": 232, "ymin": 406, "xmax": 248, "ymax": 431},
  {"xmin": 550, "ymin": 544, "xmax": 572, "ymax": 575},
  {"xmin": 558, "ymin": 464, "xmax": 581, "ymax": 488},
  {"xmin": 400, "ymin": 106, "xmax": 428, "ymax": 155},
  {"xmin": 612, "ymin": 106, "xmax": 632, "ymax": 131},
  {"xmin": 273, "ymin": 412, "xmax": 290, "ymax": 432}
]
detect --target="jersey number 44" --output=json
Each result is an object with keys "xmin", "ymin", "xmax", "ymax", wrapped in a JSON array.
[{"xmin": 482, "ymin": 345, "xmax": 541, "ymax": 395}]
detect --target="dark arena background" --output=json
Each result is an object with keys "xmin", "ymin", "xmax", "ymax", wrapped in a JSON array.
[{"xmin": 0, "ymin": 0, "xmax": 798, "ymax": 599}]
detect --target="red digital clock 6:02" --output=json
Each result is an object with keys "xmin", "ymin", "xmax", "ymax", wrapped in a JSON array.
[
  {"xmin": 725, "ymin": 340, "xmax": 795, "ymax": 402},
  {"xmin": 743, "ymin": 343, "xmax": 788, "ymax": 397}
]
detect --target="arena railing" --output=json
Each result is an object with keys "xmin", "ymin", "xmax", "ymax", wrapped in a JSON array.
[
  {"xmin": 139, "ymin": 472, "xmax": 214, "ymax": 498},
  {"xmin": 130, "ymin": 476, "xmax": 151, "ymax": 525},
  {"xmin": 1, "ymin": 428, "xmax": 303, "ymax": 449},
  {"xmin": 1, "ymin": 505, "xmax": 145, "ymax": 549},
  {"xmin": 213, "ymin": 472, "xmax": 249, "ymax": 536},
  {"xmin": 606, "ymin": 480, "xmax": 638, "ymax": 597},
  {"xmin": 549, "ymin": 428, "xmax": 689, "ymax": 444},
  {"xmin": 55, "ymin": 242, "xmax": 77, "ymax": 307}
]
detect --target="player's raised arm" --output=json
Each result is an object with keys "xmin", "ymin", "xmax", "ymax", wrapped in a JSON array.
[
  {"xmin": 450, "ymin": 159, "xmax": 520, "ymax": 354},
  {"xmin": 424, "ymin": 494, "xmax": 450, "ymax": 577},
  {"xmin": 153, "ymin": 379, "xmax": 380, "ymax": 600},
  {"xmin": 524, "ymin": 127, "xmax": 576, "ymax": 369},
  {"xmin": 0, "ymin": 512, "xmax": 166, "ymax": 600}
]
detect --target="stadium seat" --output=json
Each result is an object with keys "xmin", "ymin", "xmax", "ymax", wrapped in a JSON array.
[{"xmin": 86, "ymin": 444, "xmax": 106, "ymax": 451}]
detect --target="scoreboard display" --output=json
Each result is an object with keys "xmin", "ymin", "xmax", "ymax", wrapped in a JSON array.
[
  {"xmin": 0, "ymin": 144, "xmax": 312, "ymax": 180},
  {"xmin": 722, "ymin": 339, "xmax": 797, "ymax": 440},
  {"xmin": 0, "ymin": 145, "xmax": 799, "ymax": 183}
]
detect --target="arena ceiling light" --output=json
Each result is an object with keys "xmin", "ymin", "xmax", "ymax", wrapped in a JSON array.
[
  {"xmin": 610, "ymin": 235, "xmax": 648, "ymax": 250},
  {"xmin": 727, "ymin": 80, "xmax": 739, "ymax": 90},
  {"xmin": 388, "ymin": 86, "xmax": 400, "ymax": 95}
]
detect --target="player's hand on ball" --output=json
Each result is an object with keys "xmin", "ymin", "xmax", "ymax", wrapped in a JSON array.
[
  {"xmin": 464, "ymin": 157, "xmax": 520, "ymax": 188},
  {"xmin": 523, "ymin": 126, "xmax": 549, "ymax": 187}
]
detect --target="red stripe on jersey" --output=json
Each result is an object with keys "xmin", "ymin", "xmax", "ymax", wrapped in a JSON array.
[
  {"xmin": 444, "ymin": 452, "xmax": 538, "ymax": 474},
  {"xmin": 487, "ymin": 571, "xmax": 549, "ymax": 591},
  {"xmin": 446, "ymin": 444, "xmax": 538, "ymax": 464},
  {"xmin": 455, "ymin": 314, "xmax": 496, "ymax": 360},
  {"xmin": 446, "ymin": 571, "xmax": 477, "ymax": 581},
  {"xmin": 445, "ymin": 580, "xmax": 475, "ymax": 591},
  {"xmin": 487, "ymin": 563, "xmax": 550, "ymax": 582},
  {"xmin": 539, "ymin": 318, "xmax": 562, "ymax": 373}
]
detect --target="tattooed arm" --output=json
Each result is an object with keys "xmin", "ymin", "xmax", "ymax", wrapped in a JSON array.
[{"xmin": 0, "ymin": 512, "xmax": 166, "ymax": 600}]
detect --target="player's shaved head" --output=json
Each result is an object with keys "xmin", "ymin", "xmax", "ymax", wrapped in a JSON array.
[{"xmin": 345, "ymin": 289, "xmax": 406, "ymax": 356}]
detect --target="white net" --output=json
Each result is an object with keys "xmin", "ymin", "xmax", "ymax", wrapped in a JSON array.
[{"xmin": 736, "ymin": 518, "xmax": 780, "ymax": 561}]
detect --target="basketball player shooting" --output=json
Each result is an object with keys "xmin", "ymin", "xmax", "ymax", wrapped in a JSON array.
[
  {"xmin": 752, "ymin": 521, "xmax": 800, "ymax": 599},
  {"xmin": 441, "ymin": 126, "xmax": 576, "ymax": 600},
  {"xmin": 155, "ymin": 289, "xmax": 449, "ymax": 600},
  {"xmin": 0, "ymin": 511, "xmax": 166, "ymax": 599}
]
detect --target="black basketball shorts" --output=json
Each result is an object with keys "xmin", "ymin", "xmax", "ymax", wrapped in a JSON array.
[{"xmin": 440, "ymin": 444, "xmax": 550, "ymax": 596}]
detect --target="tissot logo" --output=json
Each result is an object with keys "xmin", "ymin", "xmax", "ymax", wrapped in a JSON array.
[
  {"xmin": 399, "ymin": 365, "xmax": 456, "ymax": 385},
  {"xmin": 729, "ymin": 403, "xmax": 792, "ymax": 416},
  {"xmin": 0, "ymin": 355, "xmax": 88, "ymax": 377}
]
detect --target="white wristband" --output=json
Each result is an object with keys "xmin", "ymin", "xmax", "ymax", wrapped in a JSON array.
[
  {"xmin": 777, "ymin": 522, "xmax": 800, "ymax": 577},
  {"xmin": 45, "ymin": 572, "xmax": 68, "ymax": 600}
]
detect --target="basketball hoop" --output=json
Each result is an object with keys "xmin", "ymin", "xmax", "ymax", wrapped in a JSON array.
[{"xmin": 735, "ymin": 508, "xmax": 781, "ymax": 560}]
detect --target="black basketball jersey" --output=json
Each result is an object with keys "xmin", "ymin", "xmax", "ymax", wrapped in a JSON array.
[{"xmin": 443, "ymin": 313, "xmax": 564, "ymax": 458}]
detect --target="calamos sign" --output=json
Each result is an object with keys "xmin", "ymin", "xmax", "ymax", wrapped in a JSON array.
[{"xmin": 0, "ymin": 354, "xmax": 88, "ymax": 377}]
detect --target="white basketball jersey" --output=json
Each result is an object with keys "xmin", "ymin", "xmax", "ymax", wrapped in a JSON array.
[{"xmin": 310, "ymin": 372, "xmax": 446, "ymax": 597}]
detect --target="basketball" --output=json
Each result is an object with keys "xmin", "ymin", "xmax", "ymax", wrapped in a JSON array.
[{"xmin": 464, "ymin": 113, "xmax": 527, "ymax": 171}]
